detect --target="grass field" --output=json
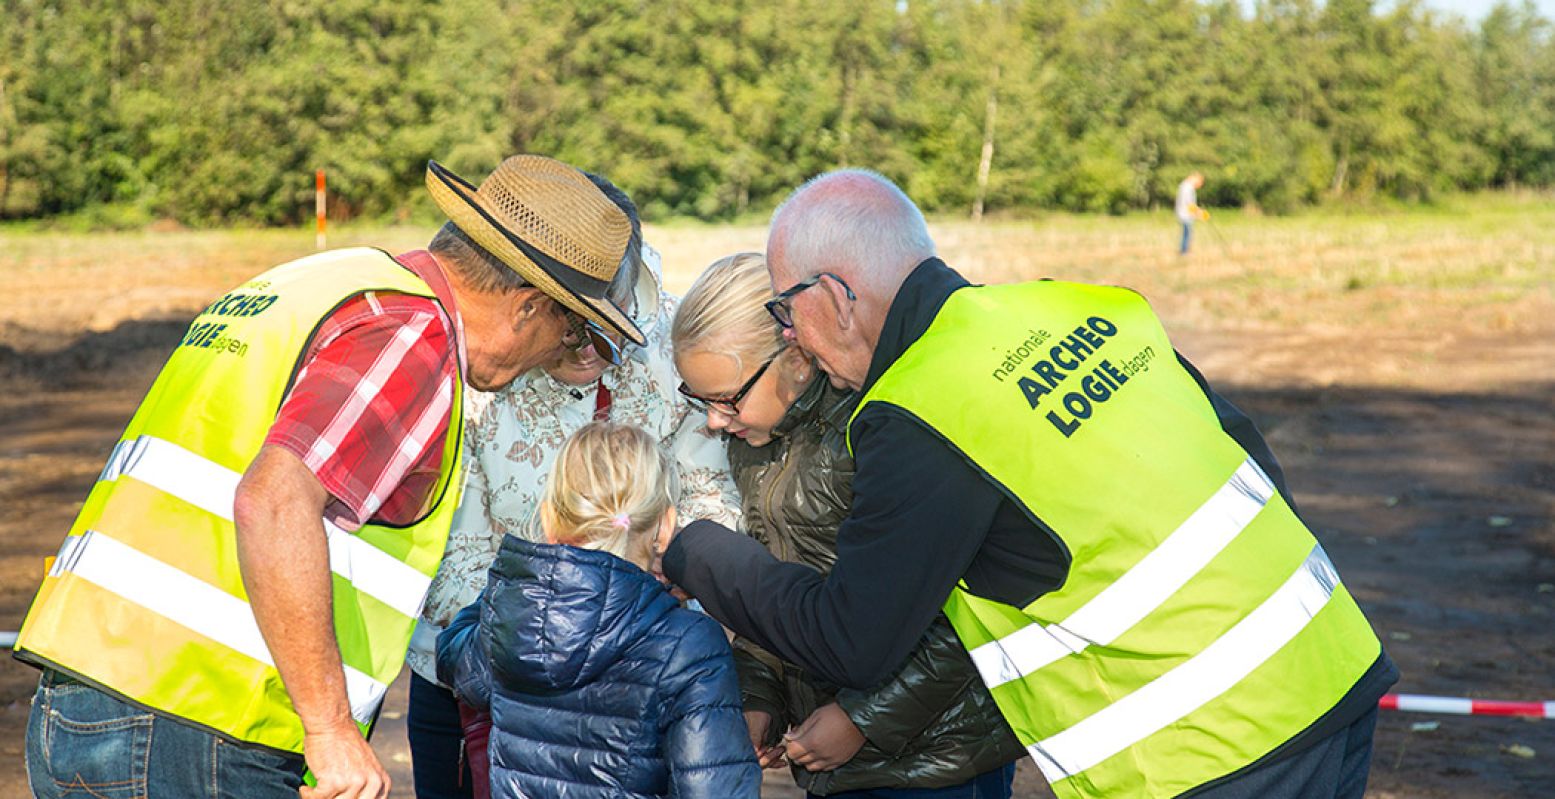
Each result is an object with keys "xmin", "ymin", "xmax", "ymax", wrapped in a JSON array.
[{"xmin": 4, "ymin": 193, "xmax": 1550, "ymax": 380}]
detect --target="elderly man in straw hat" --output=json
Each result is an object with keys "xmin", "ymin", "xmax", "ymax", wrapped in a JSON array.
[{"xmin": 15, "ymin": 155, "xmax": 641, "ymax": 799}]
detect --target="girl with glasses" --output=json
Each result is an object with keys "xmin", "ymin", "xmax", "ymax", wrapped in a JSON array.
[
  {"xmin": 673, "ymin": 253, "xmax": 824, "ymax": 448},
  {"xmin": 671, "ymin": 253, "xmax": 1023, "ymax": 799}
]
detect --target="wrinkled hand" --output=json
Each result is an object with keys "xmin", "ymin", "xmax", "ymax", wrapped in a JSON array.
[
  {"xmin": 744, "ymin": 709, "xmax": 788, "ymax": 769},
  {"xmin": 300, "ymin": 724, "xmax": 389, "ymax": 799},
  {"xmin": 783, "ymin": 703, "xmax": 866, "ymax": 772}
]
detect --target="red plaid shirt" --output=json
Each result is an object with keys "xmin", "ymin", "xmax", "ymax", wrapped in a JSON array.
[{"xmin": 263, "ymin": 250, "xmax": 463, "ymax": 531}]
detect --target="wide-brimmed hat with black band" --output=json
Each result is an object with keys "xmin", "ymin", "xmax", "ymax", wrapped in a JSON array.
[{"xmin": 426, "ymin": 156, "xmax": 646, "ymax": 346}]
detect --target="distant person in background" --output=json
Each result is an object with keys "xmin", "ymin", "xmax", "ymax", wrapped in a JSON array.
[{"xmin": 1176, "ymin": 171, "xmax": 1207, "ymax": 255}]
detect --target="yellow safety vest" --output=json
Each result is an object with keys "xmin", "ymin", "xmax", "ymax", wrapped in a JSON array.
[
  {"xmin": 16, "ymin": 248, "xmax": 464, "ymax": 755},
  {"xmin": 850, "ymin": 281, "xmax": 1380, "ymax": 798}
]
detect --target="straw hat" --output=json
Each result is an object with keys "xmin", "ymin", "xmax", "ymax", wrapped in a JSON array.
[{"xmin": 426, "ymin": 156, "xmax": 645, "ymax": 345}]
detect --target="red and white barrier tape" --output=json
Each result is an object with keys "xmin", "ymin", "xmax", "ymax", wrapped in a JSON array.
[{"xmin": 1381, "ymin": 693, "xmax": 1554, "ymax": 719}]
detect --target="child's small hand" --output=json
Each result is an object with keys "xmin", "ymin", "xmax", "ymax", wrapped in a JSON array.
[
  {"xmin": 757, "ymin": 744, "xmax": 787, "ymax": 769},
  {"xmin": 744, "ymin": 710, "xmax": 787, "ymax": 768}
]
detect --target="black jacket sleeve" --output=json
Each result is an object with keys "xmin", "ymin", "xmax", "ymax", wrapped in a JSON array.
[
  {"xmin": 833, "ymin": 615, "xmax": 982, "ymax": 756},
  {"xmin": 664, "ymin": 408, "xmax": 1004, "ymax": 690}
]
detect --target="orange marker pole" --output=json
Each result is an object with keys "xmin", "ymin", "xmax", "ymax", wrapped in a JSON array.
[{"xmin": 315, "ymin": 169, "xmax": 327, "ymax": 250}]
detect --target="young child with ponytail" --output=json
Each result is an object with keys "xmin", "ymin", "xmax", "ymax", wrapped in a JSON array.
[{"xmin": 436, "ymin": 422, "xmax": 759, "ymax": 799}]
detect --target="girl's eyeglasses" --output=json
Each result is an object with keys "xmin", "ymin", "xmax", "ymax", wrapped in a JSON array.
[{"xmin": 677, "ymin": 351, "xmax": 782, "ymax": 415}]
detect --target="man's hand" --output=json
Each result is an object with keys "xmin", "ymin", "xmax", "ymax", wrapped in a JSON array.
[
  {"xmin": 744, "ymin": 709, "xmax": 787, "ymax": 769},
  {"xmin": 300, "ymin": 723, "xmax": 390, "ymax": 799},
  {"xmin": 783, "ymin": 703, "xmax": 866, "ymax": 772},
  {"xmin": 234, "ymin": 447, "xmax": 383, "ymax": 798},
  {"xmin": 649, "ymin": 548, "xmax": 689, "ymax": 600}
]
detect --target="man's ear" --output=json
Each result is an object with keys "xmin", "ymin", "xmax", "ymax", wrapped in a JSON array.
[
  {"xmin": 826, "ymin": 276, "xmax": 856, "ymax": 331},
  {"xmin": 508, "ymin": 287, "xmax": 548, "ymax": 324}
]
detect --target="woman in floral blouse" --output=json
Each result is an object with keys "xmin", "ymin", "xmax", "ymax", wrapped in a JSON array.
[{"xmin": 404, "ymin": 175, "xmax": 742, "ymax": 799}]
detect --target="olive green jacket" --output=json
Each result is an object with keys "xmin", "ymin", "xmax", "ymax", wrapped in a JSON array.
[{"xmin": 727, "ymin": 378, "xmax": 1024, "ymax": 795}]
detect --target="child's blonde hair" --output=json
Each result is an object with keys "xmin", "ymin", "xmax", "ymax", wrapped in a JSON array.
[
  {"xmin": 672, "ymin": 252, "xmax": 785, "ymax": 371},
  {"xmin": 538, "ymin": 422, "xmax": 679, "ymax": 565}
]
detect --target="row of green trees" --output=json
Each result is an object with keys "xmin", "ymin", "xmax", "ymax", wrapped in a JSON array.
[{"xmin": 3, "ymin": 0, "xmax": 1553, "ymax": 224}]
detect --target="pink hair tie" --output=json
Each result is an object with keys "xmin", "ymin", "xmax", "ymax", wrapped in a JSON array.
[{"xmin": 610, "ymin": 513, "xmax": 631, "ymax": 530}]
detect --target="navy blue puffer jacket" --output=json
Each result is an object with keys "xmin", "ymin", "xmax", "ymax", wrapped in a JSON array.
[{"xmin": 437, "ymin": 535, "xmax": 760, "ymax": 799}]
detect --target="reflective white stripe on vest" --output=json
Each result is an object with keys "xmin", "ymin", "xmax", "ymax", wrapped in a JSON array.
[
  {"xmin": 1027, "ymin": 545, "xmax": 1341, "ymax": 783},
  {"xmin": 101, "ymin": 435, "xmax": 430, "ymax": 618},
  {"xmin": 57, "ymin": 529, "xmax": 387, "ymax": 725},
  {"xmin": 969, "ymin": 458, "xmax": 1275, "ymax": 687}
]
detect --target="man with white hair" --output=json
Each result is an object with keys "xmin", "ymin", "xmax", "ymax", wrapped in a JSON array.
[{"xmin": 663, "ymin": 170, "xmax": 1396, "ymax": 799}]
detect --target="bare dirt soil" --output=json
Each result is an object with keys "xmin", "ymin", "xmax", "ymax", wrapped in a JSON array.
[{"xmin": 0, "ymin": 221, "xmax": 1551, "ymax": 797}]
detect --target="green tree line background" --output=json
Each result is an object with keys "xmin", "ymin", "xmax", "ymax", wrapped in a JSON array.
[{"xmin": 2, "ymin": 0, "xmax": 1552, "ymax": 225}]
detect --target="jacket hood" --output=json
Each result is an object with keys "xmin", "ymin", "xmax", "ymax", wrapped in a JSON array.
[
  {"xmin": 483, "ymin": 536, "xmax": 678, "ymax": 692},
  {"xmin": 631, "ymin": 244, "xmax": 666, "ymax": 339}
]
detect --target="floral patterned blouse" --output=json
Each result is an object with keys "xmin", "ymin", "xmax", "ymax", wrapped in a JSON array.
[{"xmin": 406, "ymin": 262, "xmax": 742, "ymax": 684}]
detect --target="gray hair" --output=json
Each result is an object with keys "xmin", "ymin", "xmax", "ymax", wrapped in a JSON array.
[
  {"xmin": 428, "ymin": 222, "xmax": 530, "ymax": 294},
  {"xmin": 767, "ymin": 169, "xmax": 935, "ymax": 295},
  {"xmin": 583, "ymin": 171, "xmax": 643, "ymax": 320}
]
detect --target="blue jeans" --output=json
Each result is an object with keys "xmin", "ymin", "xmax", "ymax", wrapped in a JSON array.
[
  {"xmin": 808, "ymin": 763, "xmax": 1016, "ymax": 799},
  {"xmin": 26, "ymin": 669, "xmax": 304, "ymax": 799},
  {"xmin": 1180, "ymin": 221, "xmax": 1194, "ymax": 254},
  {"xmin": 407, "ymin": 672, "xmax": 474, "ymax": 799}
]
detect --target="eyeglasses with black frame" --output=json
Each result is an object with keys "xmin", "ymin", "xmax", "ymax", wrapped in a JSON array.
[
  {"xmin": 560, "ymin": 314, "xmax": 623, "ymax": 366},
  {"xmin": 677, "ymin": 350, "xmax": 784, "ymax": 415},
  {"xmin": 764, "ymin": 272, "xmax": 855, "ymax": 329}
]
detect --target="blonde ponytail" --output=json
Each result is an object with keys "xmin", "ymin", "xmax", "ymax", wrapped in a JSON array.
[{"xmin": 538, "ymin": 422, "xmax": 679, "ymax": 567}]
